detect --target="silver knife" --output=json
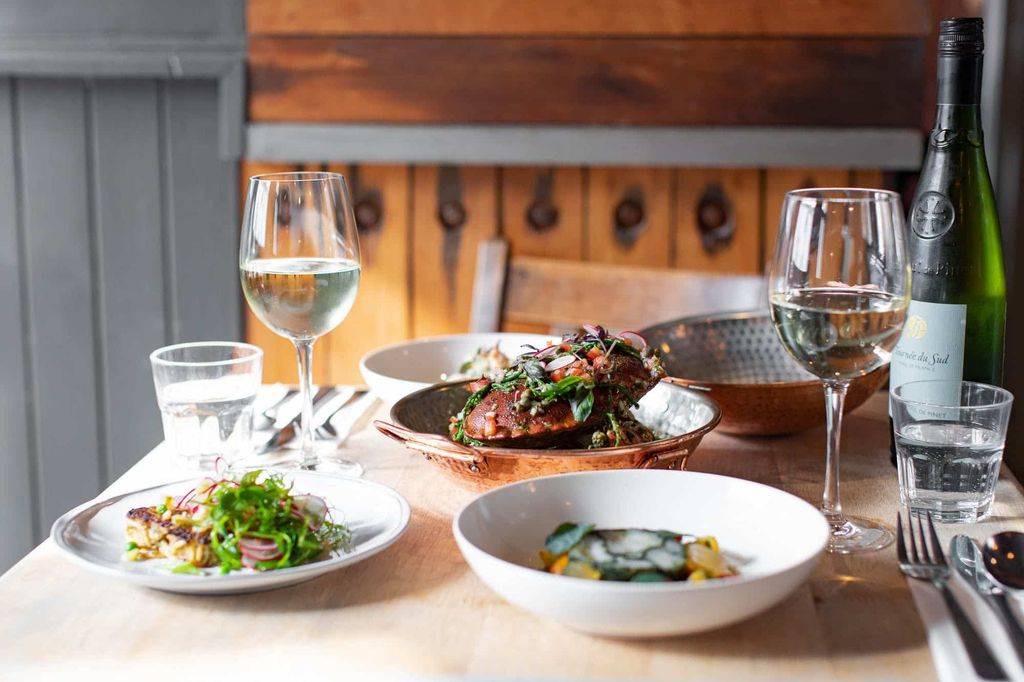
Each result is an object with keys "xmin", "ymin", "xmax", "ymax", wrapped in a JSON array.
[
  {"xmin": 952, "ymin": 534, "xmax": 1024, "ymax": 665},
  {"xmin": 258, "ymin": 387, "xmax": 341, "ymax": 453},
  {"xmin": 319, "ymin": 390, "xmax": 377, "ymax": 444}
]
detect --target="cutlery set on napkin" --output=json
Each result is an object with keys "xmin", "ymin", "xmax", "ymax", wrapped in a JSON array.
[
  {"xmin": 901, "ymin": 513, "xmax": 1024, "ymax": 681},
  {"xmin": 254, "ymin": 385, "xmax": 378, "ymax": 453}
]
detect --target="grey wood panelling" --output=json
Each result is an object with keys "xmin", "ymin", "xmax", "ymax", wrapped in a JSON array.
[
  {"xmin": 0, "ymin": 0, "xmax": 245, "ymax": 574},
  {"xmin": 17, "ymin": 79, "xmax": 104, "ymax": 530},
  {"xmin": 164, "ymin": 80, "xmax": 240, "ymax": 342},
  {"xmin": 91, "ymin": 80, "xmax": 167, "ymax": 479},
  {"xmin": 0, "ymin": 76, "xmax": 243, "ymax": 572},
  {"xmin": 0, "ymin": 77, "xmax": 36, "ymax": 569},
  {"xmin": 0, "ymin": 0, "xmax": 245, "ymax": 41}
]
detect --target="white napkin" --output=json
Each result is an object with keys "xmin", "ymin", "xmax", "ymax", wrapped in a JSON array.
[{"xmin": 909, "ymin": 570, "xmax": 1024, "ymax": 681}]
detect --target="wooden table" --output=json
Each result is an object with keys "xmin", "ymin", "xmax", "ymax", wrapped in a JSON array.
[{"xmin": 3, "ymin": 392, "xmax": 1023, "ymax": 680}]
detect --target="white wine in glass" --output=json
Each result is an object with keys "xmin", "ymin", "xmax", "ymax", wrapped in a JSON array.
[
  {"xmin": 240, "ymin": 172, "xmax": 362, "ymax": 473},
  {"xmin": 242, "ymin": 257, "xmax": 360, "ymax": 339},
  {"xmin": 769, "ymin": 188, "xmax": 910, "ymax": 553}
]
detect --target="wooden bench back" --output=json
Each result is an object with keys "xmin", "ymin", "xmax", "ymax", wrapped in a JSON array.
[{"xmin": 470, "ymin": 239, "xmax": 767, "ymax": 333}]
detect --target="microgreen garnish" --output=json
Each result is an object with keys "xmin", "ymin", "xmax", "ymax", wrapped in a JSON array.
[{"xmin": 200, "ymin": 470, "xmax": 352, "ymax": 573}]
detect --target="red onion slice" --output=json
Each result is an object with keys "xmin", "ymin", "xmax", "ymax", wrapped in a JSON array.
[
  {"xmin": 619, "ymin": 331, "xmax": 647, "ymax": 350},
  {"xmin": 544, "ymin": 355, "xmax": 577, "ymax": 372}
]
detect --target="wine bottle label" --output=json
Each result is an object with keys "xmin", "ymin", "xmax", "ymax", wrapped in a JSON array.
[{"xmin": 890, "ymin": 301, "xmax": 966, "ymax": 412}]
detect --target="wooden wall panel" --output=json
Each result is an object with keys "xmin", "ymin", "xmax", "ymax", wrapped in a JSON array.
[
  {"xmin": 851, "ymin": 169, "xmax": 886, "ymax": 189},
  {"xmin": 586, "ymin": 167, "xmax": 672, "ymax": 268},
  {"xmin": 249, "ymin": 0, "xmax": 930, "ymax": 38},
  {"xmin": 91, "ymin": 81, "xmax": 168, "ymax": 478},
  {"xmin": 164, "ymin": 81, "xmax": 242, "ymax": 342},
  {"xmin": 674, "ymin": 168, "xmax": 761, "ymax": 274},
  {"xmin": 412, "ymin": 166, "xmax": 497, "ymax": 337},
  {"xmin": 320, "ymin": 164, "xmax": 411, "ymax": 384},
  {"xmin": 501, "ymin": 167, "xmax": 583, "ymax": 260},
  {"xmin": 249, "ymin": 38, "xmax": 924, "ymax": 128},
  {"xmin": 17, "ymin": 79, "xmax": 103, "ymax": 531},
  {"xmin": 0, "ymin": 78, "xmax": 36, "ymax": 569},
  {"xmin": 762, "ymin": 168, "xmax": 851, "ymax": 269},
  {"xmin": 1, "ymin": 76, "xmax": 242, "ymax": 572}
]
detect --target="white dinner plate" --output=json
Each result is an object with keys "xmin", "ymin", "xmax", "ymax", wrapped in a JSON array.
[
  {"xmin": 454, "ymin": 469, "xmax": 828, "ymax": 637},
  {"xmin": 51, "ymin": 471, "xmax": 410, "ymax": 595}
]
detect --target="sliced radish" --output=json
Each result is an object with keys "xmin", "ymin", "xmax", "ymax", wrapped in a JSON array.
[
  {"xmin": 292, "ymin": 494, "xmax": 328, "ymax": 529},
  {"xmin": 545, "ymin": 355, "xmax": 576, "ymax": 372},
  {"xmin": 582, "ymin": 323, "xmax": 604, "ymax": 339},
  {"xmin": 619, "ymin": 331, "xmax": 647, "ymax": 349},
  {"xmin": 238, "ymin": 536, "xmax": 282, "ymax": 562},
  {"xmin": 534, "ymin": 344, "xmax": 559, "ymax": 359},
  {"xmin": 240, "ymin": 549, "xmax": 282, "ymax": 563},
  {"xmin": 241, "ymin": 554, "xmax": 266, "ymax": 570}
]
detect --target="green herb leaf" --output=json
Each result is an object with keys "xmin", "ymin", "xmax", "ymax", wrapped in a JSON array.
[
  {"xmin": 607, "ymin": 383, "xmax": 639, "ymax": 408},
  {"xmin": 545, "ymin": 522, "xmax": 595, "ymax": 555},
  {"xmin": 124, "ymin": 541, "xmax": 138, "ymax": 551},
  {"xmin": 568, "ymin": 387, "xmax": 595, "ymax": 423},
  {"xmin": 171, "ymin": 563, "xmax": 201, "ymax": 575}
]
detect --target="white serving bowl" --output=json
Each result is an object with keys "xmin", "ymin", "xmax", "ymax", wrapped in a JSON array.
[
  {"xmin": 453, "ymin": 469, "xmax": 828, "ymax": 637},
  {"xmin": 359, "ymin": 333, "xmax": 554, "ymax": 405}
]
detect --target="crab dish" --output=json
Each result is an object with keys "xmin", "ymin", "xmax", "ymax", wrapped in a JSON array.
[{"xmin": 448, "ymin": 325, "xmax": 665, "ymax": 449}]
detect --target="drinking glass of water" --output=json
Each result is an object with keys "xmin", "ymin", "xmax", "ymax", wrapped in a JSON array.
[
  {"xmin": 892, "ymin": 380, "xmax": 1013, "ymax": 523},
  {"xmin": 150, "ymin": 342, "xmax": 263, "ymax": 471},
  {"xmin": 769, "ymin": 188, "xmax": 910, "ymax": 553}
]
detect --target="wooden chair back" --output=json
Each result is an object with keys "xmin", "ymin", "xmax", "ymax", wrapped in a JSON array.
[{"xmin": 469, "ymin": 239, "xmax": 767, "ymax": 333}]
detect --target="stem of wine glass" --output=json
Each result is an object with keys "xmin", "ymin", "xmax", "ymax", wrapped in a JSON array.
[
  {"xmin": 822, "ymin": 380, "xmax": 850, "ymax": 528},
  {"xmin": 294, "ymin": 338, "xmax": 316, "ymax": 469}
]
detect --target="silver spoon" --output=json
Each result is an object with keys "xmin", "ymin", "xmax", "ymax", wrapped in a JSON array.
[
  {"xmin": 953, "ymin": 534, "xmax": 1024, "ymax": 664},
  {"xmin": 983, "ymin": 531, "xmax": 1024, "ymax": 590}
]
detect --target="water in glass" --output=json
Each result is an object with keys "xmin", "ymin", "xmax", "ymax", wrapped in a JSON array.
[
  {"xmin": 158, "ymin": 375, "xmax": 258, "ymax": 470},
  {"xmin": 892, "ymin": 379, "xmax": 1013, "ymax": 523}
]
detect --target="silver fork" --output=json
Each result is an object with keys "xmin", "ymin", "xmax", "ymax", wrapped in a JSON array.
[{"xmin": 897, "ymin": 512, "xmax": 1008, "ymax": 680}]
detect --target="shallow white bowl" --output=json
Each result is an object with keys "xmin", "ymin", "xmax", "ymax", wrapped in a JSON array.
[
  {"xmin": 359, "ymin": 333, "xmax": 554, "ymax": 405},
  {"xmin": 453, "ymin": 469, "xmax": 828, "ymax": 637}
]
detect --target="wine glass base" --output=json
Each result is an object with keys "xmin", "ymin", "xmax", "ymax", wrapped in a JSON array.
[
  {"xmin": 827, "ymin": 516, "xmax": 894, "ymax": 554},
  {"xmin": 301, "ymin": 458, "xmax": 364, "ymax": 477}
]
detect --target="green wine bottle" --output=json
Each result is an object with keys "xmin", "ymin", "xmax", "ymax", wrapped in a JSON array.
[{"xmin": 890, "ymin": 17, "xmax": 1006, "ymax": 458}]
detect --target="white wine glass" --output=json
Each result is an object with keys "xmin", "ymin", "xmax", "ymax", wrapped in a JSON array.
[
  {"xmin": 240, "ymin": 172, "xmax": 361, "ymax": 474},
  {"xmin": 769, "ymin": 188, "xmax": 910, "ymax": 553}
]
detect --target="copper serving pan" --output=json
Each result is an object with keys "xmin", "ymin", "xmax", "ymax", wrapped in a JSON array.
[
  {"xmin": 375, "ymin": 380, "xmax": 722, "ymax": 490},
  {"xmin": 640, "ymin": 311, "xmax": 888, "ymax": 436}
]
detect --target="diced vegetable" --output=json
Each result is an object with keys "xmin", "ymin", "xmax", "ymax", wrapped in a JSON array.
[
  {"xmin": 539, "ymin": 524, "xmax": 736, "ymax": 583},
  {"xmin": 545, "ymin": 522, "xmax": 595, "ymax": 556}
]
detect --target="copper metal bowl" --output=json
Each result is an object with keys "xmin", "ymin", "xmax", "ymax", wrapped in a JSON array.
[
  {"xmin": 639, "ymin": 311, "xmax": 888, "ymax": 436},
  {"xmin": 375, "ymin": 380, "xmax": 721, "ymax": 490}
]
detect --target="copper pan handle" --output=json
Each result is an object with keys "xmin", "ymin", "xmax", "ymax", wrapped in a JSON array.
[
  {"xmin": 663, "ymin": 377, "xmax": 712, "ymax": 392},
  {"xmin": 373, "ymin": 420, "xmax": 483, "ymax": 464}
]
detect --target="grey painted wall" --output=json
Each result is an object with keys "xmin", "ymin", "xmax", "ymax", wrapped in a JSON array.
[{"xmin": 0, "ymin": 0, "xmax": 244, "ymax": 572}]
